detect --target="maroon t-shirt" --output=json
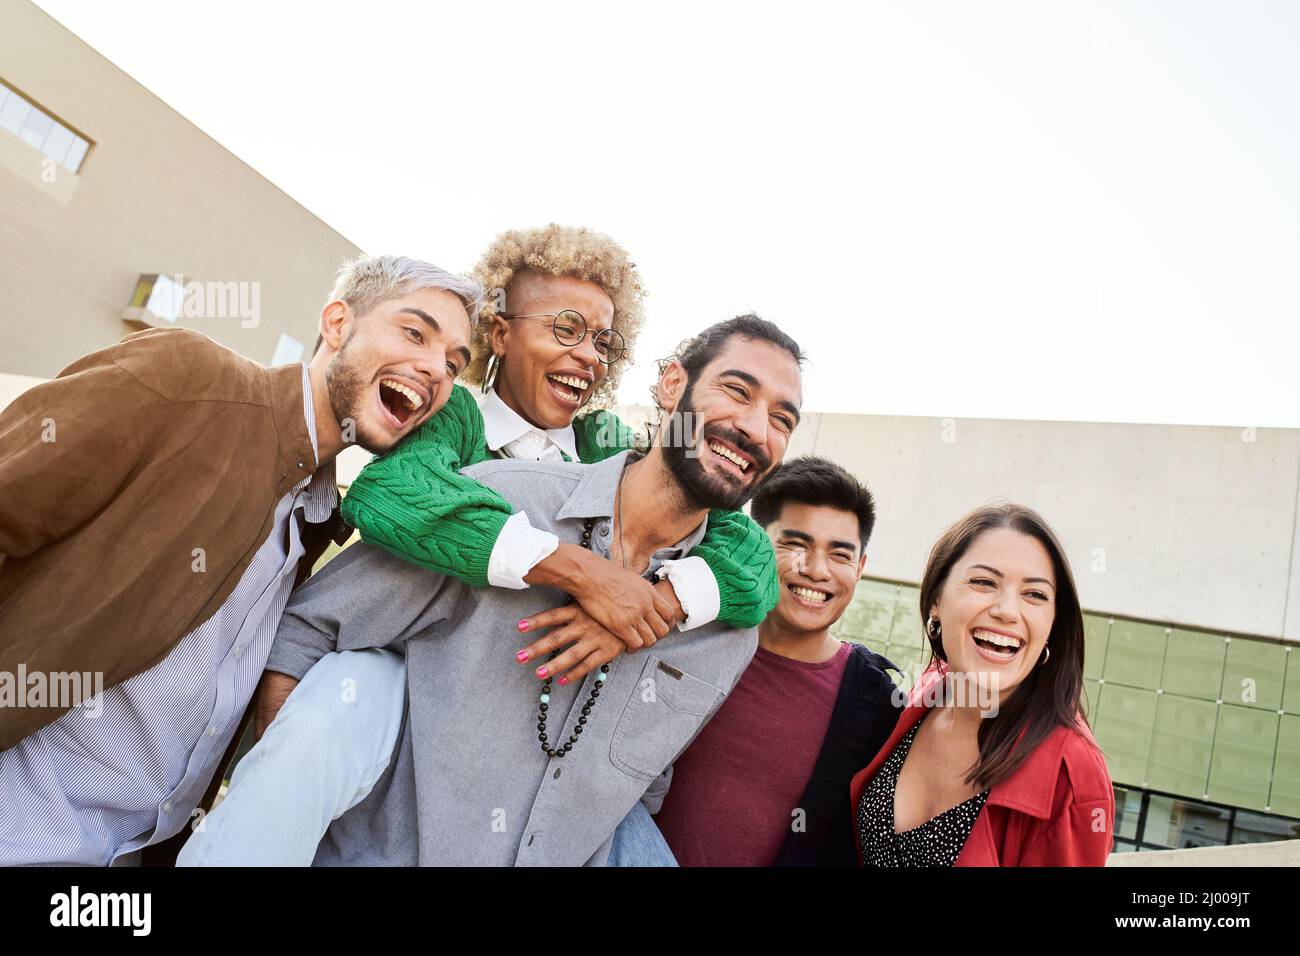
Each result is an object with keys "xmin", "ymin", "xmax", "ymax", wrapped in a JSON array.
[{"xmin": 654, "ymin": 641, "xmax": 852, "ymax": 867}]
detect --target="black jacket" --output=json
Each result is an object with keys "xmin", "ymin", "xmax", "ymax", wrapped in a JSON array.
[{"xmin": 773, "ymin": 643, "xmax": 904, "ymax": 866}]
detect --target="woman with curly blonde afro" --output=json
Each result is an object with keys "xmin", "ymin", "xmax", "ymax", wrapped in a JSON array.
[
  {"xmin": 464, "ymin": 223, "xmax": 645, "ymax": 412},
  {"xmin": 344, "ymin": 220, "xmax": 777, "ymax": 645}
]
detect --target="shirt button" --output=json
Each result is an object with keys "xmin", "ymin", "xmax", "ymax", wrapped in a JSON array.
[
  {"xmin": 528, "ymin": 834, "xmax": 537, "ymax": 847},
  {"xmin": 599, "ymin": 525, "xmax": 610, "ymax": 537},
  {"xmin": 553, "ymin": 768, "xmax": 562, "ymax": 780},
  {"xmin": 162, "ymin": 802, "xmax": 172, "ymax": 813},
  {"xmin": 232, "ymin": 646, "xmax": 243, "ymax": 659},
  {"xmin": 207, "ymin": 726, "xmax": 218, "ymax": 737}
]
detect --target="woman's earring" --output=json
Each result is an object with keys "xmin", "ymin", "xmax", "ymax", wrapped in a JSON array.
[
  {"xmin": 926, "ymin": 616, "xmax": 947, "ymax": 663},
  {"xmin": 482, "ymin": 353, "xmax": 500, "ymax": 394},
  {"xmin": 1038, "ymin": 645, "xmax": 1051, "ymax": 666}
]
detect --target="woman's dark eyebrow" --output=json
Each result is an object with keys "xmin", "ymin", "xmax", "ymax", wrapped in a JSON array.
[{"xmin": 968, "ymin": 563, "xmax": 1053, "ymax": 588}]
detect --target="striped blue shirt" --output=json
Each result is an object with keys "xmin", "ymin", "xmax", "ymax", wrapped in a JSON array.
[{"xmin": 0, "ymin": 364, "xmax": 338, "ymax": 865}]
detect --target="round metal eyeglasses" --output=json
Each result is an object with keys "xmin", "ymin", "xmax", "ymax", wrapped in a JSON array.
[{"xmin": 501, "ymin": 310, "xmax": 625, "ymax": 365}]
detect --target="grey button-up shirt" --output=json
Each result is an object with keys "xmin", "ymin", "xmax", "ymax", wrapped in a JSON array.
[{"xmin": 266, "ymin": 452, "xmax": 758, "ymax": 866}]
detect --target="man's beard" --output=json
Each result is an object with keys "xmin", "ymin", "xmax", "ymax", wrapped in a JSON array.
[
  {"xmin": 660, "ymin": 383, "xmax": 773, "ymax": 512},
  {"xmin": 324, "ymin": 339, "xmax": 395, "ymax": 455}
]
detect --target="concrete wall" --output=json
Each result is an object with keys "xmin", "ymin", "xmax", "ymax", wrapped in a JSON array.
[
  {"xmin": 1107, "ymin": 838, "xmax": 1300, "ymax": 866},
  {"xmin": 615, "ymin": 405, "xmax": 1300, "ymax": 642},
  {"xmin": 0, "ymin": 0, "xmax": 360, "ymax": 378}
]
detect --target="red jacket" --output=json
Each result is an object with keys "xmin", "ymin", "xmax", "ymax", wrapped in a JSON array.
[{"xmin": 848, "ymin": 668, "xmax": 1115, "ymax": 866}]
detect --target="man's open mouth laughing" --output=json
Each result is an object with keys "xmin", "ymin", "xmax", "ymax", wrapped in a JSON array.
[
  {"xmin": 788, "ymin": 583, "xmax": 833, "ymax": 609},
  {"xmin": 377, "ymin": 375, "xmax": 428, "ymax": 430},
  {"xmin": 704, "ymin": 435, "xmax": 756, "ymax": 479}
]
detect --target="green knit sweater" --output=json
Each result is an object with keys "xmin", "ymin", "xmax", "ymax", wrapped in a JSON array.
[{"xmin": 340, "ymin": 384, "xmax": 778, "ymax": 628}]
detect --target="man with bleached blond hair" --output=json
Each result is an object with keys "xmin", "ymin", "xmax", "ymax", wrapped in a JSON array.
[{"xmin": 0, "ymin": 255, "xmax": 480, "ymax": 865}]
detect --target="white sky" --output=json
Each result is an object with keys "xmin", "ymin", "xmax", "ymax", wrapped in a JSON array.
[{"xmin": 34, "ymin": 0, "xmax": 1300, "ymax": 428}]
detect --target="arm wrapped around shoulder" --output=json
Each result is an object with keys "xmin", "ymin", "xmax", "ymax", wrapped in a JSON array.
[
  {"xmin": 342, "ymin": 384, "xmax": 513, "ymax": 587},
  {"xmin": 686, "ymin": 509, "xmax": 780, "ymax": 629}
]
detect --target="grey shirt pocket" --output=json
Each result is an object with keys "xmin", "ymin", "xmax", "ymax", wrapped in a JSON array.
[{"xmin": 609, "ymin": 655, "xmax": 725, "ymax": 781}]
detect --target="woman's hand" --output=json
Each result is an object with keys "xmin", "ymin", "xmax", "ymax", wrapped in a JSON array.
[
  {"xmin": 523, "ymin": 543, "xmax": 679, "ymax": 650},
  {"xmin": 514, "ymin": 604, "xmax": 629, "ymax": 685},
  {"xmin": 516, "ymin": 579, "xmax": 685, "ymax": 683}
]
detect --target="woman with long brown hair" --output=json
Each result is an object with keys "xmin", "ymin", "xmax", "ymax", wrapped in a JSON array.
[{"xmin": 849, "ymin": 503, "xmax": 1114, "ymax": 866}]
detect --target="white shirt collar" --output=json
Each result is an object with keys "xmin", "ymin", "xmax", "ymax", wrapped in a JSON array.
[{"xmin": 478, "ymin": 388, "xmax": 580, "ymax": 462}]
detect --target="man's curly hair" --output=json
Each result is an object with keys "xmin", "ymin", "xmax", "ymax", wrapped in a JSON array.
[{"xmin": 464, "ymin": 224, "xmax": 646, "ymax": 409}]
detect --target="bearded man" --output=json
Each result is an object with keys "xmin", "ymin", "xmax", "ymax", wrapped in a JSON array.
[{"xmin": 188, "ymin": 315, "xmax": 805, "ymax": 866}]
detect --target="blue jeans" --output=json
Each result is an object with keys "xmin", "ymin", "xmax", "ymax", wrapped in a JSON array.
[
  {"xmin": 178, "ymin": 649, "xmax": 407, "ymax": 866},
  {"xmin": 608, "ymin": 800, "xmax": 678, "ymax": 867}
]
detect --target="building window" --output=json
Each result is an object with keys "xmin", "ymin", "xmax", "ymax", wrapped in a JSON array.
[
  {"xmin": 0, "ymin": 79, "xmax": 91, "ymax": 173},
  {"xmin": 1111, "ymin": 784, "xmax": 1300, "ymax": 853}
]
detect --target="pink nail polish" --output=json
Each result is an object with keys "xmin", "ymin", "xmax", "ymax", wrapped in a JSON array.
[
  {"xmin": 558, "ymin": 676, "xmax": 568, "ymax": 686},
  {"xmin": 535, "ymin": 666, "xmax": 548, "ymax": 679},
  {"xmin": 517, "ymin": 619, "xmax": 531, "ymax": 632},
  {"xmin": 516, "ymin": 650, "xmax": 529, "ymax": 663}
]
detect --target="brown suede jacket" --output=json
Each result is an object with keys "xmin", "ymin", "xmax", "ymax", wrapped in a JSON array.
[{"xmin": 0, "ymin": 328, "xmax": 349, "ymax": 750}]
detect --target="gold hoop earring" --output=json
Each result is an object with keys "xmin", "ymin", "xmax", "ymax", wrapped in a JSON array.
[{"xmin": 482, "ymin": 353, "xmax": 500, "ymax": 394}]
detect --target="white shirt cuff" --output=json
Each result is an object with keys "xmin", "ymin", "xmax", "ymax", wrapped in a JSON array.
[
  {"xmin": 655, "ymin": 555, "xmax": 722, "ymax": 632},
  {"xmin": 487, "ymin": 511, "xmax": 560, "ymax": 589}
]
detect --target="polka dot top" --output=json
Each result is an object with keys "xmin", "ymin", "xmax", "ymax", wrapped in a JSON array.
[{"xmin": 856, "ymin": 717, "xmax": 990, "ymax": 867}]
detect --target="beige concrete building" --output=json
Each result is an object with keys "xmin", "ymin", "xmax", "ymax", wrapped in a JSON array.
[{"xmin": 0, "ymin": 0, "xmax": 360, "ymax": 390}]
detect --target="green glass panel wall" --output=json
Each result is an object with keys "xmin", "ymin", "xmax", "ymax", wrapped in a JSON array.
[
  {"xmin": 837, "ymin": 579, "xmax": 896, "ymax": 646},
  {"xmin": 1146, "ymin": 695, "xmax": 1216, "ymax": 797},
  {"xmin": 1093, "ymin": 683, "xmax": 1157, "ymax": 786},
  {"xmin": 1104, "ymin": 619, "xmax": 1167, "ymax": 690},
  {"xmin": 1270, "ymin": 715, "xmax": 1300, "ymax": 819},
  {"xmin": 1280, "ymin": 648, "xmax": 1299, "ymax": 714},
  {"xmin": 1221, "ymin": 639, "xmax": 1286, "ymax": 711},
  {"xmin": 888, "ymin": 589, "xmax": 921, "ymax": 646},
  {"xmin": 1083, "ymin": 614, "xmax": 1110, "ymax": 680},
  {"xmin": 1082, "ymin": 679, "xmax": 1100, "ymax": 718},
  {"xmin": 1161, "ymin": 629, "xmax": 1227, "ymax": 700},
  {"xmin": 1207, "ymin": 706, "xmax": 1277, "ymax": 811}
]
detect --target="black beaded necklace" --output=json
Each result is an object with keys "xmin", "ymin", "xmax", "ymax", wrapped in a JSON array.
[{"xmin": 536, "ymin": 516, "xmax": 610, "ymax": 758}]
